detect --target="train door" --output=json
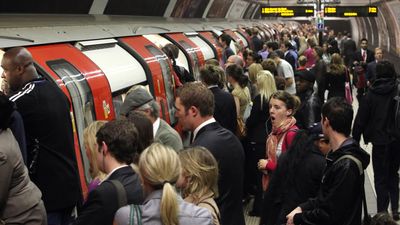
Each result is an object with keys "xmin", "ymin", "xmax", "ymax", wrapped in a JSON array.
[
  {"xmin": 119, "ymin": 36, "xmax": 176, "ymax": 125},
  {"xmin": 75, "ymin": 39, "xmax": 149, "ymax": 117},
  {"xmin": 163, "ymin": 33, "xmax": 205, "ymax": 81},
  {"xmin": 27, "ymin": 43, "xmax": 114, "ymax": 199},
  {"xmin": 184, "ymin": 32, "xmax": 216, "ymax": 62},
  {"xmin": 234, "ymin": 29, "xmax": 250, "ymax": 48},
  {"xmin": 143, "ymin": 34, "xmax": 191, "ymax": 72},
  {"xmin": 198, "ymin": 31, "xmax": 223, "ymax": 61}
]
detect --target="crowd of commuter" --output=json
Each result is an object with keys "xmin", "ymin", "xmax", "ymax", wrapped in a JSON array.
[{"xmin": 0, "ymin": 21, "xmax": 399, "ymax": 225}]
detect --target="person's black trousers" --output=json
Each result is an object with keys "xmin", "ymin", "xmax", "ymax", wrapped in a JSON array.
[{"xmin": 372, "ymin": 140, "xmax": 400, "ymax": 213}]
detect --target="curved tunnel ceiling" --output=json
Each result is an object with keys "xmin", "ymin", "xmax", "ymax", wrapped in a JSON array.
[{"xmin": 0, "ymin": 0, "xmax": 384, "ymax": 17}]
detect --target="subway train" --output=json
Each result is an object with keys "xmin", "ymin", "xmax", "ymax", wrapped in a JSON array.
[{"xmin": 0, "ymin": 15, "xmax": 290, "ymax": 199}]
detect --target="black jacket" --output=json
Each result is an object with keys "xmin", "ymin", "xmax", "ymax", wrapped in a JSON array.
[
  {"xmin": 251, "ymin": 36, "xmax": 263, "ymax": 53},
  {"xmin": 246, "ymin": 94, "xmax": 270, "ymax": 143},
  {"xmin": 74, "ymin": 166, "xmax": 143, "ymax": 225},
  {"xmin": 353, "ymin": 49, "xmax": 375, "ymax": 68},
  {"xmin": 343, "ymin": 39, "xmax": 357, "ymax": 66},
  {"xmin": 294, "ymin": 139, "xmax": 370, "ymax": 225},
  {"xmin": 10, "ymin": 109, "xmax": 27, "ymax": 164},
  {"xmin": 295, "ymin": 90, "xmax": 321, "ymax": 129},
  {"xmin": 192, "ymin": 122, "xmax": 245, "ymax": 225},
  {"xmin": 353, "ymin": 78, "xmax": 398, "ymax": 144},
  {"xmin": 365, "ymin": 61, "xmax": 377, "ymax": 82},
  {"xmin": 10, "ymin": 78, "xmax": 80, "ymax": 211},
  {"xmin": 311, "ymin": 60, "xmax": 327, "ymax": 103},
  {"xmin": 209, "ymin": 86, "xmax": 237, "ymax": 134},
  {"xmin": 261, "ymin": 147, "xmax": 325, "ymax": 225}
]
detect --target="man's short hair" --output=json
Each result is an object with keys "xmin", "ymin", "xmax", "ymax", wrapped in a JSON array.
[
  {"xmin": 283, "ymin": 40, "xmax": 292, "ymax": 49},
  {"xmin": 96, "ymin": 119, "xmax": 139, "ymax": 164},
  {"xmin": 268, "ymin": 51, "xmax": 279, "ymax": 59},
  {"xmin": 376, "ymin": 60, "xmax": 396, "ymax": 79},
  {"xmin": 219, "ymin": 33, "xmax": 232, "ymax": 46},
  {"xmin": 360, "ymin": 38, "xmax": 368, "ymax": 43},
  {"xmin": 322, "ymin": 97, "xmax": 353, "ymax": 137},
  {"xmin": 176, "ymin": 83, "xmax": 214, "ymax": 117},
  {"xmin": 266, "ymin": 41, "xmax": 279, "ymax": 51},
  {"xmin": 261, "ymin": 59, "xmax": 277, "ymax": 75},
  {"xmin": 200, "ymin": 65, "xmax": 223, "ymax": 86}
]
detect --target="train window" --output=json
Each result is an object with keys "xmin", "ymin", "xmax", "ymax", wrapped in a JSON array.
[
  {"xmin": 186, "ymin": 35, "xmax": 215, "ymax": 60},
  {"xmin": 76, "ymin": 39, "xmax": 147, "ymax": 93},
  {"xmin": 177, "ymin": 40, "xmax": 201, "ymax": 81},
  {"xmin": 47, "ymin": 59, "xmax": 96, "ymax": 182},
  {"xmin": 143, "ymin": 34, "xmax": 190, "ymax": 72},
  {"xmin": 234, "ymin": 31, "xmax": 249, "ymax": 48},
  {"xmin": 145, "ymin": 45, "xmax": 177, "ymax": 125}
]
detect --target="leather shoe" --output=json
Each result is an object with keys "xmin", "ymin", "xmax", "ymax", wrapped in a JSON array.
[{"xmin": 393, "ymin": 212, "xmax": 400, "ymax": 221}]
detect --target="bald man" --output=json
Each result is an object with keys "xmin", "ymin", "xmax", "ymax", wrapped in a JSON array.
[
  {"xmin": 1, "ymin": 47, "xmax": 80, "ymax": 225},
  {"xmin": 225, "ymin": 55, "xmax": 244, "ymax": 68}
]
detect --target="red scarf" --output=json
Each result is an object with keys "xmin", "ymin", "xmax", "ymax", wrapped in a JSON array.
[{"xmin": 262, "ymin": 116, "xmax": 296, "ymax": 191}]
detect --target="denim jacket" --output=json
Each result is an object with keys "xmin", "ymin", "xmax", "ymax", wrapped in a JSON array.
[{"xmin": 114, "ymin": 190, "xmax": 213, "ymax": 225}]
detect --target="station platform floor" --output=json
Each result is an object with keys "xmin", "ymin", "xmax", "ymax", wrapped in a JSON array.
[{"xmin": 243, "ymin": 90, "xmax": 398, "ymax": 224}]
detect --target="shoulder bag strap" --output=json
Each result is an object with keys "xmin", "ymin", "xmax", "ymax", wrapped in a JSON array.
[
  {"xmin": 334, "ymin": 155, "xmax": 363, "ymax": 175},
  {"xmin": 198, "ymin": 200, "xmax": 221, "ymax": 223},
  {"xmin": 334, "ymin": 155, "xmax": 370, "ymax": 223},
  {"xmin": 129, "ymin": 205, "xmax": 142, "ymax": 225},
  {"xmin": 109, "ymin": 180, "xmax": 127, "ymax": 208}
]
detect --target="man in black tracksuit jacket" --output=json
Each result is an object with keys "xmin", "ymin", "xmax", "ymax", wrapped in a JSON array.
[
  {"xmin": 353, "ymin": 60, "xmax": 400, "ymax": 218},
  {"xmin": 287, "ymin": 98, "xmax": 370, "ymax": 225},
  {"xmin": 2, "ymin": 47, "xmax": 80, "ymax": 225}
]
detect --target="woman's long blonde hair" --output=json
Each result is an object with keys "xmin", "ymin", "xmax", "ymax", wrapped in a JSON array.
[
  {"xmin": 179, "ymin": 147, "xmax": 219, "ymax": 203},
  {"xmin": 83, "ymin": 120, "xmax": 107, "ymax": 180},
  {"xmin": 328, "ymin": 53, "xmax": 346, "ymax": 75},
  {"xmin": 257, "ymin": 70, "xmax": 277, "ymax": 110},
  {"xmin": 248, "ymin": 63, "xmax": 263, "ymax": 84},
  {"xmin": 139, "ymin": 143, "xmax": 181, "ymax": 225}
]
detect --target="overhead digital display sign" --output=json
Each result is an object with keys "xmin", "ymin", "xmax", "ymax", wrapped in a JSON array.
[
  {"xmin": 324, "ymin": 6, "xmax": 378, "ymax": 17},
  {"xmin": 261, "ymin": 6, "xmax": 314, "ymax": 17}
]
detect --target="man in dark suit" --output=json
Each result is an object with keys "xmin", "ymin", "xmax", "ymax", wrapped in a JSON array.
[
  {"xmin": 199, "ymin": 64, "xmax": 237, "ymax": 134},
  {"xmin": 175, "ymin": 83, "xmax": 245, "ymax": 225},
  {"xmin": 281, "ymin": 40, "xmax": 297, "ymax": 72},
  {"xmin": 353, "ymin": 38, "xmax": 375, "ymax": 102},
  {"xmin": 366, "ymin": 47, "xmax": 384, "ymax": 84},
  {"xmin": 251, "ymin": 27, "xmax": 263, "ymax": 53},
  {"xmin": 342, "ymin": 33, "xmax": 357, "ymax": 67},
  {"xmin": 74, "ymin": 119, "xmax": 143, "ymax": 225}
]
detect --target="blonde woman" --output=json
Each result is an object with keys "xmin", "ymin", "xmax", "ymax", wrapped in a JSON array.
[
  {"xmin": 245, "ymin": 70, "xmax": 277, "ymax": 216},
  {"xmin": 83, "ymin": 120, "xmax": 107, "ymax": 192},
  {"xmin": 248, "ymin": 63, "xmax": 263, "ymax": 99},
  {"xmin": 114, "ymin": 143, "xmax": 213, "ymax": 225},
  {"xmin": 326, "ymin": 53, "xmax": 348, "ymax": 100},
  {"xmin": 177, "ymin": 147, "xmax": 221, "ymax": 225}
]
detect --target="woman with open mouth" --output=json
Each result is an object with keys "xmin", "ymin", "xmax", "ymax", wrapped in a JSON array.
[{"xmin": 257, "ymin": 90, "xmax": 300, "ymax": 192}]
